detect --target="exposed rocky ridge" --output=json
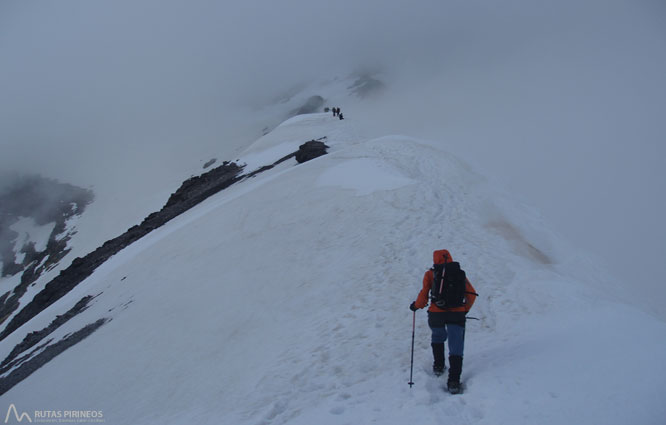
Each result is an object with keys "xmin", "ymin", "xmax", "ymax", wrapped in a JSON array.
[
  {"xmin": 0, "ymin": 318, "xmax": 109, "ymax": 396},
  {"xmin": 0, "ymin": 295, "xmax": 95, "ymax": 374},
  {"xmin": 295, "ymin": 140, "xmax": 328, "ymax": 163},
  {"xmin": 0, "ymin": 140, "xmax": 329, "ymax": 342},
  {"xmin": 0, "ymin": 161, "xmax": 244, "ymax": 341}
]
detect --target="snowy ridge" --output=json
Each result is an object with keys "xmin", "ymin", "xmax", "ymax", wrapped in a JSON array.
[{"xmin": 1, "ymin": 114, "xmax": 665, "ymax": 424}]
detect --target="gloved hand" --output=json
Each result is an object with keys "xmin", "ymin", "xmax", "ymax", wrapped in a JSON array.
[{"xmin": 409, "ymin": 302, "xmax": 418, "ymax": 312}]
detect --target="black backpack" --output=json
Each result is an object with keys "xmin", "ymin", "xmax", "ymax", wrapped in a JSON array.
[{"xmin": 430, "ymin": 262, "xmax": 467, "ymax": 308}]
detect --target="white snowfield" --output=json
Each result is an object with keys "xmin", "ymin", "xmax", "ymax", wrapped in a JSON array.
[
  {"xmin": 9, "ymin": 218, "xmax": 56, "ymax": 258},
  {"xmin": 1, "ymin": 114, "xmax": 665, "ymax": 425}
]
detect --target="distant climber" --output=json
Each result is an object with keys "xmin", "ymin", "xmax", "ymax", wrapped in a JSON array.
[
  {"xmin": 339, "ymin": 112, "xmax": 344, "ymax": 120},
  {"xmin": 332, "ymin": 107, "xmax": 338, "ymax": 117},
  {"xmin": 409, "ymin": 249, "xmax": 478, "ymax": 394}
]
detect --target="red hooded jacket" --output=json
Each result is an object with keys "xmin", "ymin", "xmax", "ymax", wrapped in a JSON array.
[{"xmin": 414, "ymin": 249, "xmax": 477, "ymax": 313}]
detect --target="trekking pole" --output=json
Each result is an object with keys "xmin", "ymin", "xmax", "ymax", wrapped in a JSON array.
[{"xmin": 408, "ymin": 310, "xmax": 416, "ymax": 387}]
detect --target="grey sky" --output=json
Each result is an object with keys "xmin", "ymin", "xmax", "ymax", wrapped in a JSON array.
[{"xmin": 1, "ymin": 0, "xmax": 665, "ymax": 316}]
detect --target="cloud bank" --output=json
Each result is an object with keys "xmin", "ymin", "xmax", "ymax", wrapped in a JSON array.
[{"xmin": 1, "ymin": 0, "xmax": 664, "ymax": 316}]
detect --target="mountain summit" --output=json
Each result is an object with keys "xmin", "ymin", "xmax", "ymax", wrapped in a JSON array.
[{"xmin": 1, "ymin": 113, "xmax": 665, "ymax": 425}]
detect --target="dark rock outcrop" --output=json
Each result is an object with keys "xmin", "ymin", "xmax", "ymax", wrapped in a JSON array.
[
  {"xmin": 295, "ymin": 140, "xmax": 329, "ymax": 163},
  {"xmin": 0, "ymin": 318, "xmax": 109, "ymax": 396},
  {"xmin": 0, "ymin": 295, "xmax": 94, "ymax": 374},
  {"xmin": 163, "ymin": 162, "xmax": 242, "ymax": 212}
]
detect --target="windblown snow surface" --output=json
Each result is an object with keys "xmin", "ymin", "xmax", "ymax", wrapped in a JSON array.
[{"xmin": 2, "ymin": 114, "xmax": 665, "ymax": 424}]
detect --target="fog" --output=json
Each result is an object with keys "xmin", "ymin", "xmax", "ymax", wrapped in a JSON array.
[{"xmin": 1, "ymin": 0, "xmax": 664, "ymax": 316}]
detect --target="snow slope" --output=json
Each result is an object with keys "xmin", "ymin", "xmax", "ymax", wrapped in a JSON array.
[
  {"xmin": 8, "ymin": 218, "xmax": 55, "ymax": 257},
  {"xmin": 2, "ymin": 114, "xmax": 665, "ymax": 424},
  {"xmin": 0, "ymin": 75, "xmax": 369, "ymax": 332}
]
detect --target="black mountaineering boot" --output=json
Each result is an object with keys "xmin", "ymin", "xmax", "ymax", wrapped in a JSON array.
[
  {"xmin": 447, "ymin": 355, "xmax": 463, "ymax": 394},
  {"xmin": 431, "ymin": 343, "xmax": 446, "ymax": 376}
]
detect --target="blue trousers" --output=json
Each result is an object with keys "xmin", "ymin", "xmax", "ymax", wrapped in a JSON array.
[{"xmin": 430, "ymin": 323, "xmax": 465, "ymax": 357}]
